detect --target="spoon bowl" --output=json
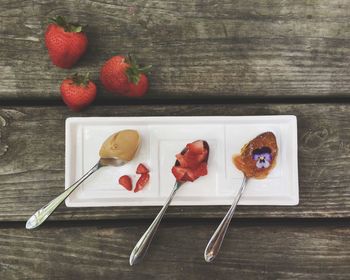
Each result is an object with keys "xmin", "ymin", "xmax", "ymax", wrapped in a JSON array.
[{"xmin": 99, "ymin": 157, "xmax": 128, "ymax": 167}]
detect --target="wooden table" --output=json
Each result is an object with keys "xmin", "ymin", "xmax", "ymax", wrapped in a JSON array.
[{"xmin": 1, "ymin": 1, "xmax": 349, "ymax": 279}]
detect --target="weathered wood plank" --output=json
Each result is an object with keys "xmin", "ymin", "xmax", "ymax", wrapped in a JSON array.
[
  {"xmin": 0, "ymin": 104, "xmax": 349, "ymax": 221},
  {"xmin": 0, "ymin": 220, "xmax": 348, "ymax": 279},
  {"xmin": 0, "ymin": 0, "xmax": 350, "ymax": 100}
]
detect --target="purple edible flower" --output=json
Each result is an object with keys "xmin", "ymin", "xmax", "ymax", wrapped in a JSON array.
[{"xmin": 252, "ymin": 147, "xmax": 272, "ymax": 169}]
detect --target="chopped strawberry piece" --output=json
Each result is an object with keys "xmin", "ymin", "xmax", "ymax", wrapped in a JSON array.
[
  {"xmin": 196, "ymin": 149, "xmax": 209, "ymax": 163},
  {"xmin": 195, "ymin": 162, "xmax": 208, "ymax": 177},
  {"xmin": 118, "ymin": 175, "xmax": 132, "ymax": 191},
  {"xmin": 175, "ymin": 154, "xmax": 188, "ymax": 167},
  {"xmin": 171, "ymin": 166, "xmax": 187, "ymax": 181},
  {"xmin": 134, "ymin": 173, "xmax": 150, "ymax": 193},
  {"xmin": 136, "ymin": 163, "xmax": 149, "ymax": 174},
  {"xmin": 172, "ymin": 140, "xmax": 209, "ymax": 183},
  {"xmin": 182, "ymin": 173, "xmax": 191, "ymax": 182},
  {"xmin": 185, "ymin": 169, "xmax": 198, "ymax": 182},
  {"xmin": 186, "ymin": 140, "xmax": 205, "ymax": 154},
  {"xmin": 176, "ymin": 153, "xmax": 200, "ymax": 168}
]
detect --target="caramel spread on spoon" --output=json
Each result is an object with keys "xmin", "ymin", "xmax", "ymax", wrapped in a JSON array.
[
  {"xmin": 233, "ymin": 132, "xmax": 278, "ymax": 179},
  {"xmin": 99, "ymin": 130, "xmax": 140, "ymax": 161}
]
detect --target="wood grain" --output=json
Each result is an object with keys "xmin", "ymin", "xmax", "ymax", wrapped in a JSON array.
[
  {"xmin": 1, "ymin": 0, "xmax": 350, "ymax": 100},
  {"xmin": 0, "ymin": 104, "xmax": 349, "ymax": 221},
  {"xmin": 0, "ymin": 220, "xmax": 348, "ymax": 279}
]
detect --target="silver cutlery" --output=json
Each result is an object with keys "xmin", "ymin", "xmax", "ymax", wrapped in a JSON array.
[
  {"xmin": 26, "ymin": 129, "xmax": 140, "ymax": 230},
  {"xmin": 129, "ymin": 180, "xmax": 183, "ymax": 266},
  {"xmin": 26, "ymin": 157, "xmax": 128, "ymax": 230},
  {"xmin": 130, "ymin": 141, "xmax": 209, "ymax": 265},
  {"xmin": 204, "ymin": 176, "xmax": 248, "ymax": 262}
]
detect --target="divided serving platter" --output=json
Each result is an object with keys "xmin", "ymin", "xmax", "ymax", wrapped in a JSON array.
[{"xmin": 65, "ymin": 116, "xmax": 299, "ymax": 207}]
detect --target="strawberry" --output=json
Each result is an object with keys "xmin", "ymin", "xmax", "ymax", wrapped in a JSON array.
[
  {"xmin": 195, "ymin": 162, "xmax": 208, "ymax": 177},
  {"xmin": 134, "ymin": 173, "xmax": 150, "ymax": 193},
  {"xmin": 186, "ymin": 140, "xmax": 206, "ymax": 154},
  {"xmin": 184, "ymin": 169, "xmax": 197, "ymax": 182},
  {"xmin": 195, "ymin": 149, "xmax": 209, "ymax": 163},
  {"xmin": 45, "ymin": 16, "xmax": 88, "ymax": 69},
  {"xmin": 60, "ymin": 73, "xmax": 96, "ymax": 111},
  {"xmin": 175, "ymin": 154, "xmax": 188, "ymax": 167},
  {"xmin": 172, "ymin": 140, "xmax": 209, "ymax": 182},
  {"xmin": 176, "ymin": 153, "xmax": 200, "ymax": 168},
  {"xmin": 118, "ymin": 175, "xmax": 132, "ymax": 191},
  {"xmin": 136, "ymin": 163, "xmax": 149, "ymax": 174},
  {"xmin": 100, "ymin": 55, "xmax": 151, "ymax": 97},
  {"xmin": 171, "ymin": 166, "xmax": 187, "ymax": 181}
]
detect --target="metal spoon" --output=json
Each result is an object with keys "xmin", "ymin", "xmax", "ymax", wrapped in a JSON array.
[
  {"xmin": 25, "ymin": 157, "xmax": 128, "ymax": 230},
  {"xmin": 129, "ymin": 180, "xmax": 183, "ymax": 266},
  {"xmin": 129, "ymin": 141, "xmax": 209, "ymax": 266},
  {"xmin": 204, "ymin": 176, "xmax": 248, "ymax": 262}
]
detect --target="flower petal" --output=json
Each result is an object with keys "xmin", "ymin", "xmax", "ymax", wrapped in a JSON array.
[
  {"xmin": 256, "ymin": 160, "xmax": 264, "ymax": 168},
  {"xmin": 262, "ymin": 160, "xmax": 270, "ymax": 168},
  {"xmin": 262, "ymin": 153, "xmax": 272, "ymax": 162},
  {"xmin": 256, "ymin": 158, "xmax": 271, "ymax": 169},
  {"xmin": 253, "ymin": 154, "xmax": 261, "ymax": 161}
]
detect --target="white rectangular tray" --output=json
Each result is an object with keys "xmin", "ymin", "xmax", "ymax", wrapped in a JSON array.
[{"xmin": 65, "ymin": 116, "xmax": 299, "ymax": 207}]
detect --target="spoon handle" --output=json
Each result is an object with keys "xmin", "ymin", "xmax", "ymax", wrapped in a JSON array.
[
  {"xmin": 26, "ymin": 162, "xmax": 100, "ymax": 230},
  {"xmin": 129, "ymin": 181, "xmax": 182, "ymax": 266},
  {"xmin": 204, "ymin": 176, "xmax": 248, "ymax": 262}
]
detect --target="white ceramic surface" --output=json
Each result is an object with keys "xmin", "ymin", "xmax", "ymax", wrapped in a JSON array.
[{"xmin": 65, "ymin": 116, "xmax": 299, "ymax": 207}]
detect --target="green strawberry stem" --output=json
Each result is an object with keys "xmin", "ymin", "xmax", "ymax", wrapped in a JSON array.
[
  {"xmin": 69, "ymin": 73, "xmax": 91, "ymax": 87},
  {"xmin": 125, "ymin": 54, "xmax": 152, "ymax": 84},
  {"xmin": 49, "ymin": 16, "xmax": 83, "ymax": 33}
]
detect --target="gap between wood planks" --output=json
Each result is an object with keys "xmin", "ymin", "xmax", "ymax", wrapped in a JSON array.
[
  {"xmin": 0, "ymin": 217, "xmax": 348, "ymax": 229},
  {"xmin": 1, "ymin": 96, "xmax": 350, "ymax": 107}
]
